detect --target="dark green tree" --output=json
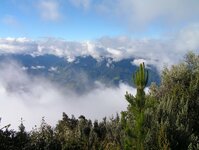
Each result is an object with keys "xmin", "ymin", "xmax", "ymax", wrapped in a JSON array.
[
  {"xmin": 13, "ymin": 118, "xmax": 30, "ymax": 150},
  {"xmin": 122, "ymin": 63, "xmax": 150, "ymax": 150}
]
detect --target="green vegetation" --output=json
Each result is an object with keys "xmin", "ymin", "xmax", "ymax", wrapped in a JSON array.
[
  {"xmin": 0, "ymin": 52, "xmax": 198, "ymax": 149},
  {"xmin": 121, "ymin": 62, "xmax": 149, "ymax": 150}
]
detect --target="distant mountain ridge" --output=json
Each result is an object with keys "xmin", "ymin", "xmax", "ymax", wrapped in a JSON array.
[{"xmin": 0, "ymin": 54, "xmax": 160, "ymax": 93}]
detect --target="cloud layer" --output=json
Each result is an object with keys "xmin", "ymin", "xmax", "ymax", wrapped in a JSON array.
[
  {"xmin": 0, "ymin": 24, "xmax": 199, "ymax": 69},
  {"xmin": 0, "ymin": 61, "xmax": 130, "ymax": 130}
]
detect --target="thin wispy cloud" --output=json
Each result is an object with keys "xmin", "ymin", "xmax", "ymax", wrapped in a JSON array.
[
  {"xmin": 2, "ymin": 15, "xmax": 19, "ymax": 27},
  {"xmin": 1, "ymin": 0, "xmax": 199, "ymax": 39},
  {"xmin": 38, "ymin": 0, "xmax": 61, "ymax": 21},
  {"xmin": 89, "ymin": 0, "xmax": 199, "ymax": 31},
  {"xmin": 69, "ymin": 0, "xmax": 91, "ymax": 10}
]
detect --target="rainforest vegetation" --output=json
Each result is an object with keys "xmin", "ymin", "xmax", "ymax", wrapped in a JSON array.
[{"xmin": 0, "ymin": 52, "xmax": 198, "ymax": 150}]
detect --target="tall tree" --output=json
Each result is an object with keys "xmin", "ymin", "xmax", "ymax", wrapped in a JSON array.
[{"xmin": 122, "ymin": 62, "xmax": 149, "ymax": 150}]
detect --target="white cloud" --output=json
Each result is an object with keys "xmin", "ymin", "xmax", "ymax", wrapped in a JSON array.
[
  {"xmin": 91, "ymin": 0, "xmax": 199, "ymax": 30},
  {"xmin": 31, "ymin": 66, "xmax": 45, "ymax": 69},
  {"xmin": 174, "ymin": 24, "xmax": 199, "ymax": 51},
  {"xmin": 22, "ymin": 66, "xmax": 28, "ymax": 70},
  {"xmin": 0, "ymin": 37, "xmax": 37, "ymax": 54},
  {"xmin": 132, "ymin": 59, "xmax": 147, "ymax": 66},
  {"xmin": 2, "ymin": 15, "xmax": 19, "ymax": 26},
  {"xmin": 48, "ymin": 66, "xmax": 57, "ymax": 72},
  {"xmin": 38, "ymin": 0, "xmax": 61, "ymax": 21},
  {"xmin": 0, "ymin": 25, "xmax": 198, "ymax": 70},
  {"xmin": 107, "ymin": 48, "xmax": 122, "ymax": 57},
  {"xmin": 69, "ymin": 0, "xmax": 91, "ymax": 10},
  {"xmin": 0, "ymin": 61, "xmax": 130, "ymax": 130}
]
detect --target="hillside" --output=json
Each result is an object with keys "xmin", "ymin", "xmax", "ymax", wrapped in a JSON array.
[{"xmin": 0, "ymin": 54, "xmax": 160, "ymax": 93}]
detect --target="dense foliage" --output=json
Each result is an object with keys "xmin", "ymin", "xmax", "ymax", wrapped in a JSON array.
[{"xmin": 0, "ymin": 52, "xmax": 198, "ymax": 149}]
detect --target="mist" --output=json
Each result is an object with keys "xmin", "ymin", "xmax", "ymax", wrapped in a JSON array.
[{"xmin": 0, "ymin": 61, "xmax": 134, "ymax": 130}]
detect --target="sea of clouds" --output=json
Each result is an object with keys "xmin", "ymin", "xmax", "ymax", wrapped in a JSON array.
[
  {"xmin": 1, "ymin": 24, "xmax": 199, "ymax": 70},
  {"xmin": 0, "ymin": 61, "xmax": 133, "ymax": 130},
  {"xmin": 0, "ymin": 24, "xmax": 199, "ymax": 130}
]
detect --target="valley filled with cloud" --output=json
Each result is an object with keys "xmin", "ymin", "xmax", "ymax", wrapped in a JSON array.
[
  {"xmin": 0, "ymin": 61, "xmax": 133, "ymax": 130},
  {"xmin": 0, "ymin": 0, "xmax": 198, "ymax": 132}
]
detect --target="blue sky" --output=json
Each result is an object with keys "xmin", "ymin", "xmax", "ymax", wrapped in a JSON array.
[
  {"xmin": 0, "ymin": 0, "xmax": 199, "ymax": 66},
  {"xmin": 1, "ymin": 0, "xmax": 199, "ymax": 40},
  {"xmin": 0, "ymin": 0, "xmax": 124, "ymax": 40}
]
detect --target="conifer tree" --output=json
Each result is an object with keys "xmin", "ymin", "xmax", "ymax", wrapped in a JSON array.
[{"xmin": 122, "ymin": 62, "xmax": 149, "ymax": 150}]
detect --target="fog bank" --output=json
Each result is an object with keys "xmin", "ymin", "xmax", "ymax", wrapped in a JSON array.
[{"xmin": 0, "ymin": 61, "xmax": 134, "ymax": 130}]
